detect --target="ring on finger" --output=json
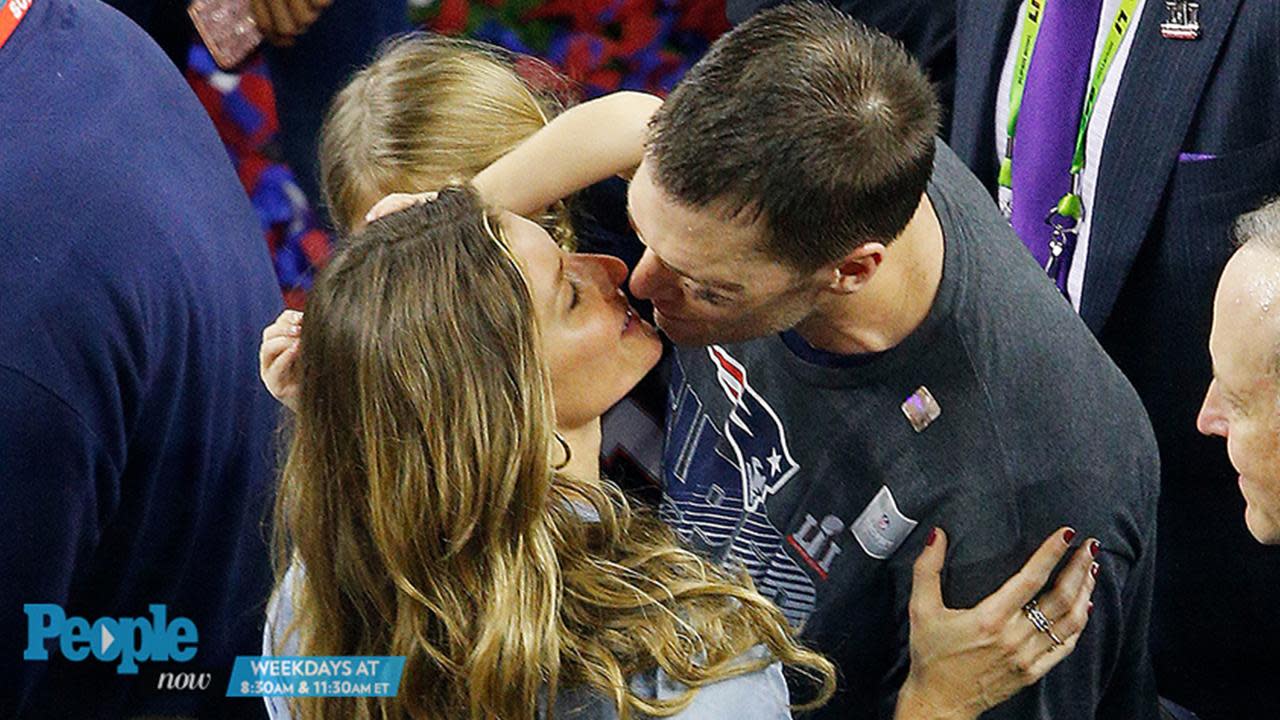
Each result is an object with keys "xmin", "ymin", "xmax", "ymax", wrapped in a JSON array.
[{"xmin": 1022, "ymin": 600, "xmax": 1053, "ymax": 634}]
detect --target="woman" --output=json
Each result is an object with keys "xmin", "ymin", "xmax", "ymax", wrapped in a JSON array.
[
  {"xmin": 267, "ymin": 186, "xmax": 1097, "ymax": 720},
  {"xmin": 260, "ymin": 35, "xmax": 1099, "ymax": 719}
]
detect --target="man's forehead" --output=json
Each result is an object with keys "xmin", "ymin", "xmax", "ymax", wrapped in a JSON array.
[
  {"xmin": 1214, "ymin": 251, "xmax": 1280, "ymax": 377},
  {"xmin": 628, "ymin": 169, "xmax": 771, "ymax": 283}
]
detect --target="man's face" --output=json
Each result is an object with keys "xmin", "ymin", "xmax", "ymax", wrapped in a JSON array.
[
  {"xmin": 625, "ymin": 158, "xmax": 827, "ymax": 346},
  {"xmin": 1198, "ymin": 247, "xmax": 1280, "ymax": 544}
]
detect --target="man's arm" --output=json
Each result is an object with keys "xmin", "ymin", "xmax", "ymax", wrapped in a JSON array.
[{"xmin": 0, "ymin": 366, "xmax": 115, "ymax": 715}]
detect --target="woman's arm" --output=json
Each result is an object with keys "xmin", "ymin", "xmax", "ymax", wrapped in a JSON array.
[
  {"xmin": 893, "ymin": 528, "xmax": 1098, "ymax": 720},
  {"xmin": 364, "ymin": 91, "xmax": 663, "ymax": 225}
]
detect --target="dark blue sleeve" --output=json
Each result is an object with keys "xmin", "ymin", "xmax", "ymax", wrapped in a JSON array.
[{"xmin": 0, "ymin": 366, "xmax": 117, "ymax": 715}]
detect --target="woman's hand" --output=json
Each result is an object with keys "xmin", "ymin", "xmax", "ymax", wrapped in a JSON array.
[
  {"xmin": 259, "ymin": 310, "xmax": 303, "ymax": 412},
  {"xmin": 895, "ymin": 527, "xmax": 1099, "ymax": 720}
]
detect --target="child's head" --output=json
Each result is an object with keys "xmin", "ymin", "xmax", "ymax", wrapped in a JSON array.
[{"xmin": 319, "ymin": 34, "xmax": 567, "ymax": 235}]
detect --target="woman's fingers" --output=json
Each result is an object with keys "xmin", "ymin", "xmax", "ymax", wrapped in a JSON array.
[
  {"xmin": 260, "ymin": 311, "xmax": 304, "ymax": 401},
  {"xmin": 908, "ymin": 527, "xmax": 948, "ymax": 619},
  {"xmin": 978, "ymin": 527, "xmax": 1076, "ymax": 618},
  {"xmin": 260, "ymin": 311, "xmax": 302, "ymax": 348},
  {"xmin": 1047, "ymin": 546, "xmax": 1098, "ymax": 642},
  {"xmin": 1022, "ymin": 575, "xmax": 1094, "ymax": 680},
  {"xmin": 260, "ymin": 335, "xmax": 298, "ymax": 371},
  {"xmin": 262, "ymin": 340, "xmax": 301, "ymax": 401},
  {"xmin": 1034, "ymin": 538, "xmax": 1098, "ymax": 622},
  {"xmin": 1006, "ymin": 538, "xmax": 1100, "ymax": 683}
]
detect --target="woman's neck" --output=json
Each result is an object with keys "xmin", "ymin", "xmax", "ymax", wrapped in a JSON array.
[{"xmin": 557, "ymin": 419, "xmax": 603, "ymax": 483}]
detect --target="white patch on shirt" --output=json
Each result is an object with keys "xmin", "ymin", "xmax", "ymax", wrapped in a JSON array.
[{"xmin": 849, "ymin": 486, "xmax": 920, "ymax": 560}]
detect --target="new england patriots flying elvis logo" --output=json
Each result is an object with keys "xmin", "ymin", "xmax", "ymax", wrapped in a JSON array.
[
  {"xmin": 661, "ymin": 347, "xmax": 817, "ymax": 626},
  {"xmin": 707, "ymin": 346, "xmax": 801, "ymax": 512}
]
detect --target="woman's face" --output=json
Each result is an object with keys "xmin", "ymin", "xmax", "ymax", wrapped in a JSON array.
[{"xmin": 501, "ymin": 212, "xmax": 663, "ymax": 430}]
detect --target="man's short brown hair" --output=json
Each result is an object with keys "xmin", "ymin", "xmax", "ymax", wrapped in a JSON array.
[{"xmin": 647, "ymin": 1, "xmax": 940, "ymax": 271}]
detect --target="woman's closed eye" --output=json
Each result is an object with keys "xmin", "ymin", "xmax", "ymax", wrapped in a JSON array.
[{"xmin": 568, "ymin": 277, "xmax": 581, "ymax": 310}]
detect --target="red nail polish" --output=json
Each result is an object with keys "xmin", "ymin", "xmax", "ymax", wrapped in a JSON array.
[
  {"xmin": 1088, "ymin": 602, "xmax": 1094, "ymax": 616},
  {"xmin": 1090, "ymin": 540, "xmax": 1101, "ymax": 557},
  {"xmin": 1063, "ymin": 528, "xmax": 1076, "ymax": 544},
  {"xmin": 1090, "ymin": 563, "xmax": 1100, "ymax": 578},
  {"xmin": 925, "ymin": 527, "xmax": 937, "ymax": 546}
]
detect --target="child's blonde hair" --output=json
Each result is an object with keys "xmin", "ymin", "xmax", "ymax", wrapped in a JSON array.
[{"xmin": 319, "ymin": 34, "xmax": 573, "ymax": 243}]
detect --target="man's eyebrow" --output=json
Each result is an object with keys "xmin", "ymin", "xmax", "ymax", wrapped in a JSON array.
[{"xmin": 624, "ymin": 205, "xmax": 746, "ymax": 294}]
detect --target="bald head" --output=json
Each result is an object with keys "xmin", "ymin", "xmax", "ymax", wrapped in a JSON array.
[
  {"xmin": 1198, "ymin": 198, "xmax": 1280, "ymax": 544},
  {"xmin": 1229, "ymin": 200, "xmax": 1280, "ymax": 376}
]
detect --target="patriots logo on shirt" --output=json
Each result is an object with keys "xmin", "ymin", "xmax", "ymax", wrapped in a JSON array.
[
  {"xmin": 662, "ymin": 351, "xmax": 818, "ymax": 626},
  {"xmin": 707, "ymin": 346, "xmax": 801, "ymax": 513}
]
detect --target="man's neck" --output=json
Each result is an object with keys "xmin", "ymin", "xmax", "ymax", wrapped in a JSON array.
[{"xmin": 793, "ymin": 193, "xmax": 945, "ymax": 356}]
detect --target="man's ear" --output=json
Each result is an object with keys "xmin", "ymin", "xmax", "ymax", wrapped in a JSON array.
[{"xmin": 825, "ymin": 242, "xmax": 887, "ymax": 294}]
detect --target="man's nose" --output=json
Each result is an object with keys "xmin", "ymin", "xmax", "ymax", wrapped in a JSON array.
[
  {"xmin": 1197, "ymin": 381, "xmax": 1228, "ymax": 438},
  {"xmin": 630, "ymin": 249, "xmax": 680, "ymax": 303}
]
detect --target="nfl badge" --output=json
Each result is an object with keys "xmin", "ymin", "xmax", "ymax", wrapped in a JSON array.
[
  {"xmin": 901, "ymin": 386, "xmax": 941, "ymax": 432},
  {"xmin": 851, "ymin": 486, "xmax": 919, "ymax": 559},
  {"xmin": 1160, "ymin": 1, "xmax": 1200, "ymax": 40}
]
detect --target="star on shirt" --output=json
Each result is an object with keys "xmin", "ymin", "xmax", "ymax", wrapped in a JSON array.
[{"xmin": 767, "ymin": 448, "xmax": 783, "ymax": 476}]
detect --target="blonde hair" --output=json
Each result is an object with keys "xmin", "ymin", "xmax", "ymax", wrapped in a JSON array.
[
  {"xmin": 273, "ymin": 187, "xmax": 834, "ymax": 720},
  {"xmin": 319, "ymin": 34, "xmax": 574, "ymax": 245}
]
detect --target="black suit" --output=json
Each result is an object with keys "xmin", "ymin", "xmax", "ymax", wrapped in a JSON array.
[{"xmin": 951, "ymin": 2, "xmax": 1280, "ymax": 718}]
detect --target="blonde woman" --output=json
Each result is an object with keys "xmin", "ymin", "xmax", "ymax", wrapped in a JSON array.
[
  {"xmin": 259, "ymin": 36, "xmax": 1100, "ymax": 719},
  {"xmin": 266, "ymin": 187, "xmax": 1098, "ymax": 720}
]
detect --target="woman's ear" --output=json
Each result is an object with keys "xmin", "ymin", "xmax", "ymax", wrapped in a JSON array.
[{"xmin": 827, "ymin": 242, "xmax": 887, "ymax": 294}]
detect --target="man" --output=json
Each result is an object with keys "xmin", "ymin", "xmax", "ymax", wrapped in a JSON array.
[
  {"xmin": 949, "ymin": 1, "xmax": 1280, "ymax": 716},
  {"xmin": 1199, "ymin": 201, "xmax": 1280, "ymax": 546},
  {"xmin": 725, "ymin": 0, "xmax": 956, "ymax": 136},
  {"xmin": 627, "ymin": 5, "xmax": 1160, "ymax": 718},
  {"xmin": 0, "ymin": 0, "xmax": 282, "ymax": 716}
]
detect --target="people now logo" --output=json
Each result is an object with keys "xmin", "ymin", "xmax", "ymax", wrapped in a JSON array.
[{"xmin": 22, "ymin": 604, "xmax": 198, "ymax": 674}]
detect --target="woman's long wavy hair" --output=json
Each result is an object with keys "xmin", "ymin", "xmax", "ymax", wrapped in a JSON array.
[{"xmin": 272, "ymin": 187, "xmax": 835, "ymax": 719}]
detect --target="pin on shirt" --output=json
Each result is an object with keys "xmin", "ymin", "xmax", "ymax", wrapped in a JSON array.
[
  {"xmin": 1160, "ymin": 0, "xmax": 1200, "ymax": 41},
  {"xmin": 901, "ymin": 386, "xmax": 941, "ymax": 433}
]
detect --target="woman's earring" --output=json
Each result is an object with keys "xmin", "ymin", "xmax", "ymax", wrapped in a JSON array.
[{"xmin": 553, "ymin": 432, "xmax": 572, "ymax": 471}]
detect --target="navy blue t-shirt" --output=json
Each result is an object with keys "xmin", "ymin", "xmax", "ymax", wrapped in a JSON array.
[{"xmin": 0, "ymin": 0, "xmax": 282, "ymax": 716}]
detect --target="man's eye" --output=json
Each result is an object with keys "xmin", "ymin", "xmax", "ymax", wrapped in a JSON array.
[
  {"xmin": 695, "ymin": 288, "xmax": 727, "ymax": 305},
  {"xmin": 569, "ymin": 279, "xmax": 581, "ymax": 310}
]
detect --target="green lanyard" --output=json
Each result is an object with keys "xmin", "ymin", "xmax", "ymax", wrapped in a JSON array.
[{"xmin": 998, "ymin": 0, "xmax": 1139, "ymax": 222}]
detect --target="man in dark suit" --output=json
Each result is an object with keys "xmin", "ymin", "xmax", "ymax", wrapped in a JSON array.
[
  {"xmin": 726, "ymin": 0, "xmax": 956, "ymax": 135},
  {"xmin": 950, "ymin": 2, "xmax": 1280, "ymax": 718}
]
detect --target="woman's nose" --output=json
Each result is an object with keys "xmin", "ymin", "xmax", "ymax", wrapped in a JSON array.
[{"xmin": 578, "ymin": 254, "xmax": 631, "ymax": 292}]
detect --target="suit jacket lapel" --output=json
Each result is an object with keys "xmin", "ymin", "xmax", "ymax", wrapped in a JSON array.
[
  {"xmin": 1079, "ymin": 0, "xmax": 1244, "ymax": 332},
  {"xmin": 951, "ymin": 0, "xmax": 1023, "ymax": 187}
]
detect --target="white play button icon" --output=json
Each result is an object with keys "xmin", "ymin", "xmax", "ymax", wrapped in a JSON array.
[{"xmin": 100, "ymin": 624, "xmax": 114, "ymax": 652}]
